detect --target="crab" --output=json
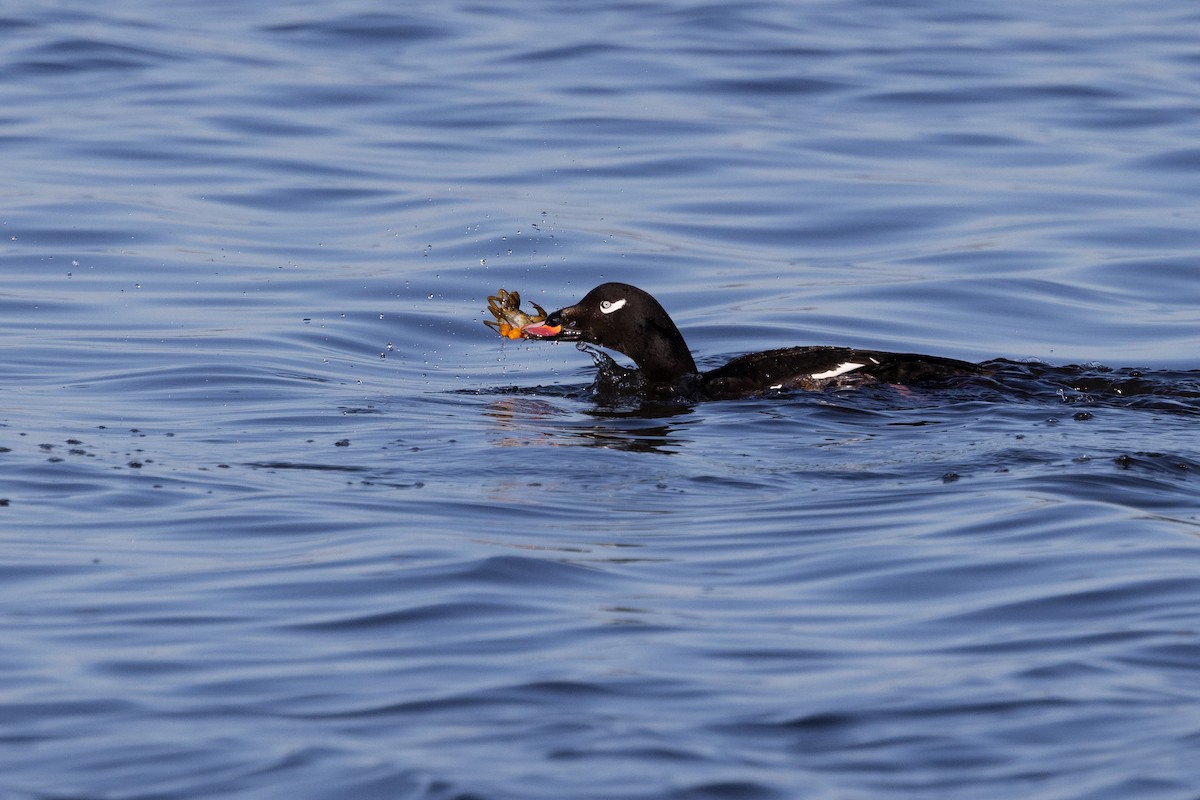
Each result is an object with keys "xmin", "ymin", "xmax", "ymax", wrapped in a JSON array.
[{"xmin": 484, "ymin": 288, "xmax": 547, "ymax": 340}]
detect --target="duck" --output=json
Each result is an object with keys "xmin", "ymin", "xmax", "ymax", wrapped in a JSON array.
[{"xmin": 520, "ymin": 282, "xmax": 987, "ymax": 400}]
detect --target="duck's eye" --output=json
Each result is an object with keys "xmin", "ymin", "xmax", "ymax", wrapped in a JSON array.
[{"xmin": 599, "ymin": 298, "xmax": 626, "ymax": 315}]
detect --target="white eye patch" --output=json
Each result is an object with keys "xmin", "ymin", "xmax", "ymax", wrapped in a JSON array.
[{"xmin": 599, "ymin": 298, "xmax": 626, "ymax": 314}]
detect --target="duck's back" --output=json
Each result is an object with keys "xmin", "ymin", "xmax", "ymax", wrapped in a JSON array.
[{"xmin": 700, "ymin": 346, "xmax": 985, "ymax": 399}]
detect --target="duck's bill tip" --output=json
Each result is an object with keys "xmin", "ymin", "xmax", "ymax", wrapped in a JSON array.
[{"xmin": 521, "ymin": 322, "xmax": 563, "ymax": 338}]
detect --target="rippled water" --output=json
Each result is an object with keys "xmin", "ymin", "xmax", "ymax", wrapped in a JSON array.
[{"xmin": 4, "ymin": 1, "xmax": 1200, "ymax": 798}]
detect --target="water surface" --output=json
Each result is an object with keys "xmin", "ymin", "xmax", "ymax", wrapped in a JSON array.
[{"xmin": 3, "ymin": 1, "xmax": 1200, "ymax": 798}]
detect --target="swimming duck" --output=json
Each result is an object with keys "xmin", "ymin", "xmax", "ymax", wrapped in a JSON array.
[{"xmin": 520, "ymin": 282, "xmax": 985, "ymax": 400}]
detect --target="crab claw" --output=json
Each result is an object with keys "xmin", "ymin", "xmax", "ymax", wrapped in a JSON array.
[{"xmin": 484, "ymin": 288, "xmax": 550, "ymax": 339}]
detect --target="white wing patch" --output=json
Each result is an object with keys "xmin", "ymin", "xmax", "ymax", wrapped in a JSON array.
[
  {"xmin": 599, "ymin": 298, "xmax": 626, "ymax": 314},
  {"xmin": 809, "ymin": 361, "xmax": 864, "ymax": 380}
]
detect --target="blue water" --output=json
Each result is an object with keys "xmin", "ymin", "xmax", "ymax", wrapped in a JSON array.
[{"xmin": 3, "ymin": 1, "xmax": 1200, "ymax": 798}]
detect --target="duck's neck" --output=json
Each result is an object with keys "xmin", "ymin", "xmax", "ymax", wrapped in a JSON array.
[{"xmin": 632, "ymin": 317, "xmax": 698, "ymax": 385}]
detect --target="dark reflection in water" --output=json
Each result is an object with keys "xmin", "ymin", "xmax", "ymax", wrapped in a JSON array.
[
  {"xmin": 482, "ymin": 395, "xmax": 693, "ymax": 454},
  {"xmin": 570, "ymin": 417, "xmax": 691, "ymax": 454}
]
